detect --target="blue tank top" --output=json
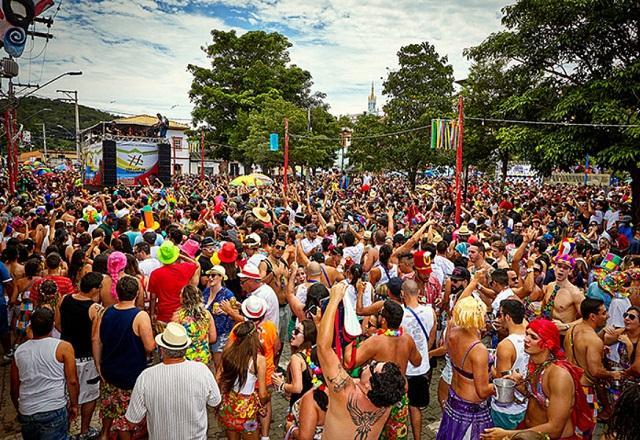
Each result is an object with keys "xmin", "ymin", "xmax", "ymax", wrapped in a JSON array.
[{"xmin": 100, "ymin": 306, "xmax": 147, "ymax": 390}]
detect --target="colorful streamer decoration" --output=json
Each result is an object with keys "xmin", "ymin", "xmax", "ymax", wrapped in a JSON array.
[{"xmin": 430, "ymin": 119, "xmax": 459, "ymax": 150}]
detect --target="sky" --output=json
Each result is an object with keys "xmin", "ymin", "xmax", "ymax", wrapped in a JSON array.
[{"xmin": 18, "ymin": 0, "xmax": 509, "ymax": 123}]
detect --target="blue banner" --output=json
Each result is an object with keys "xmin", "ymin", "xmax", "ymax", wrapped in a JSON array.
[{"xmin": 270, "ymin": 133, "xmax": 279, "ymax": 151}]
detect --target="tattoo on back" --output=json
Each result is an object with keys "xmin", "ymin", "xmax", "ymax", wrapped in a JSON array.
[{"xmin": 347, "ymin": 395, "xmax": 388, "ymax": 440}]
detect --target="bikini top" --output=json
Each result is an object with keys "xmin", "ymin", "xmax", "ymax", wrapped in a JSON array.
[{"xmin": 450, "ymin": 340, "xmax": 483, "ymax": 380}]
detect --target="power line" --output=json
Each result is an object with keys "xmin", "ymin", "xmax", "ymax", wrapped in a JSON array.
[{"xmin": 465, "ymin": 117, "xmax": 640, "ymax": 128}]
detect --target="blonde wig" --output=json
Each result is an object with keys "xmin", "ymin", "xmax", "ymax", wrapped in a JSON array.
[{"xmin": 452, "ymin": 296, "xmax": 487, "ymax": 330}]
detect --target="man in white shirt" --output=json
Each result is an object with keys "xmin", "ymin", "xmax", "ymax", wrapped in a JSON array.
[
  {"xmin": 238, "ymin": 263, "xmax": 280, "ymax": 329},
  {"xmin": 134, "ymin": 242, "xmax": 161, "ymax": 277},
  {"xmin": 300, "ymin": 224, "xmax": 322, "ymax": 256},
  {"xmin": 401, "ymin": 279, "xmax": 436, "ymax": 440},
  {"xmin": 432, "ymin": 240, "xmax": 454, "ymax": 283},
  {"xmin": 125, "ymin": 323, "xmax": 221, "ymax": 440},
  {"xmin": 488, "ymin": 269, "xmax": 516, "ymax": 317}
]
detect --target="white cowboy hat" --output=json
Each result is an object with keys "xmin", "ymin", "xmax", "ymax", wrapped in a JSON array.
[{"xmin": 241, "ymin": 295, "xmax": 267, "ymax": 320}]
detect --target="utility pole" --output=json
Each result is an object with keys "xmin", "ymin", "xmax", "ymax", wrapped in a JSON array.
[
  {"xmin": 42, "ymin": 123, "xmax": 47, "ymax": 158},
  {"xmin": 56, "ymin": 89, "xmax": 80, "ymax": 162},
  {"xmin": 284, "ymin": 118, "xmax": 289, "ymax": 192}
]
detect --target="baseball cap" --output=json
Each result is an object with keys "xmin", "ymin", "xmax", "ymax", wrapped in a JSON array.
[{"xmin": 451, "ymin": 266, "xmax": 471, "ymax": 281}]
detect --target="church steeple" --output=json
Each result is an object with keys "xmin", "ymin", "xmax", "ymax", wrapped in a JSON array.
[{"xmin": 367, "ymin": 81, "xmax": 377, "ymax": 115}]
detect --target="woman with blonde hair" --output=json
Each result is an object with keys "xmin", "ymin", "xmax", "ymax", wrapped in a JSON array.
[
  {"xmin": 217, "ymin": 321, "xmax": 269, "ymax": 439},
  {"xmin": 437, "ymin": 295, "xmax": 495, "ymax": 440},
  {"xmin": 172, "ymin": 284, "xmax": 216, "ymax": 364}
]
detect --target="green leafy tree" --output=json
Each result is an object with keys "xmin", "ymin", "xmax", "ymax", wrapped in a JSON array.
[
  {"xmin": 462, "ymin": 58, "xmax": 546, "ymax": 189},
  {"xmin": 347, "ymin": 113, "xmax": 387, "ymax": 172},
  {"xmin": 467, "ymin": 0, "xmax": 640, "ymax": 221},
  {"xmin": 382, "ymin": 42, "xmax": 455, "ymax": 187},
  {"xmin": 188, "ymin": 30, "xmax": 325, "ymax": 161},
  {"xmin": 239, "ymin": 96, "xmax": 339, "ymax": 171}
]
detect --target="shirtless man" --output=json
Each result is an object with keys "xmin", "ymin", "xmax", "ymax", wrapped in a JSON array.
[
  {"xmin": 564, "ymin": 298, "xmax": 621, "ymax": 422},
  {"xmin": 318, "ymin": 283, "xmax": 405, "ymax": 440},
  {"xmin": 541, "ymin": 256, "xmax": 584, "ymax": 334},
  {"xmin": 343, "ymin": 299, "xmax": 421, "ymax": 375},
  {"xmin": 343, "ymin": 300, "xmax": 420, "ymax": 439},
  {"xmin": 259, "ymin": 234, "xmax": 289, "ymax": 361},
  {"xmin": 481, "ymin": 318, "xmax": 595, "ymax": 440}
]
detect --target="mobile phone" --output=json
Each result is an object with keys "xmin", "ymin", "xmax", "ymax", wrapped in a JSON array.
[{"xmin": 307, "ymin": 305, "xmax": 318, "ymax": 316}]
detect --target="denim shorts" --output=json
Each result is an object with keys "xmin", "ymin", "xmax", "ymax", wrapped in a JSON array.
[
  {"xmin": 18, "ymin": 406, "xmax": 69, "ymax": 440},
  {"xmin": 210, "ymin": 332, "xmax": 230, "ymax": 353}
]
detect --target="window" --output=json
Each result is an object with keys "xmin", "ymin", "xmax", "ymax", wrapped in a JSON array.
[{"xmin": 171, "ymin": 136, "xmax": 182, "ymax": 150}]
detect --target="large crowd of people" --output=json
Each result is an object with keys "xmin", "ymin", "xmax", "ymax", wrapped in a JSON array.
[{"xmin": 2, "ymin": 161, "xmax": 640, "ymax": 440}]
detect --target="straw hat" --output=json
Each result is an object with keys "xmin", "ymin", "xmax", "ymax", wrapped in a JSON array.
[
  {"xmin": 155, "ymin": 322, "xmax": 191, "ymax": 350},
  {"xmin": 252, "ymin": 207, "xmax": 271, "ymax": 223},
  {"xmin": 206, "ymin": 264, "xmax": 228, "ymax": 280}
]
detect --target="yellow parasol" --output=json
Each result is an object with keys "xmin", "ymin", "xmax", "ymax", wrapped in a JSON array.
[{"xmin": 230, "ymin": 173, "xmax": 274, "ymax": 187}]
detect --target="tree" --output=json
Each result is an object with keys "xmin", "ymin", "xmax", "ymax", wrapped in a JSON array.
[
  {"xmin": 461, "ymin": 58, "xmax": 546, "ymax": 189},
  {"xmin": 382, "ymin": 42, "xmax": 455, "ymax": 187},
  {"xmin": 467, "ymin": 0, "xmax": 640, "ymax": 221},
  {"xmin": 347, "ymin": 113, "xmax": 387, "ymax": 172},
  {"xmin": 239, "ymin": 96, "xmax": 340, "ymax": 171},
  {"xmin": 187, "ymin": 30, "xmax": 325, "ymax": 161}
]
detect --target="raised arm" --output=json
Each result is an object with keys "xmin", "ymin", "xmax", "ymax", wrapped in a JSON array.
[{"xmin": 317, "ymin": 283, "xmax": 352, "ymax": 395}]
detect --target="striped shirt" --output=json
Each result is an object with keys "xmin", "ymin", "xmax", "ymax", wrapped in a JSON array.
[{"xmin": 125, "ymin": 360, "xmax": 221, "ymax": 440}]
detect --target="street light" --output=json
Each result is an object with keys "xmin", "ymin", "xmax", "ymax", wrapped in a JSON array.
[
  {"xmin": 20, "ymin": 71, "xmax": 83, "ymax": 98},
  {"xmin": 57, "ymin": 87, "xmax": 83, "ymax": 162}
]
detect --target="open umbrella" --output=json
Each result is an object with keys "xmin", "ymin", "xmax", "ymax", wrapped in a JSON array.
[{"xmin": 230, "ymin": 173, "xmax": 273, "ymax": 187}]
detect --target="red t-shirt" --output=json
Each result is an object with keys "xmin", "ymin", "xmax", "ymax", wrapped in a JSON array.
[
  {"xmin": 148, "ymin": 262, "xmax": 197, "ymax": 322},
  {"xmin": 31, "ymin": 275, "xmax": 77, "ymax": 307}
]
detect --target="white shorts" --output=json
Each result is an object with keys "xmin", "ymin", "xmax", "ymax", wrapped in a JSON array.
[{"xmin": 76, "ymin": 358, "xmax": 100, "ymax": 404}]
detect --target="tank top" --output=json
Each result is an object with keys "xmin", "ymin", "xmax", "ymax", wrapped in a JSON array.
[
  {"xmin": 234, "ymin": 359, "xmax": 258, "ymax": 394},
  {"xmin": 374, "ymin": 262, "xmax": 398, "ymax": 289},
  {"xmin": 491, "ymin": 333, "xmax": 529, "ymax": 415},
  {"xmin": 14, "ymin": 338, "xmax": 67, "ymax": 416},
  {"xmin": 100, "ymin": 306, "xmax": 147, "ymax": 390},
  {"xmin": 60, "ymin": 295, "xmax": 94, "ymax": 358},
  {"xmin": 289, "ymin": 353, "xmax": 313, "ymax": 408}
]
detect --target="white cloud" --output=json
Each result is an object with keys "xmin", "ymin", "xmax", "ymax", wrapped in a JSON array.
[{"xmin": 17, "ymin": 0, "xmax": 509, "ymax": 124}]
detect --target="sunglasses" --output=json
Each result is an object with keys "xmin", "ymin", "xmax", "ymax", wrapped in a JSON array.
[
  {"xmin": 274, "ymin": 245, "xmax": 286, "ymax": 250},
  {"xmin": 208, "ymin": 273, "xmax": 221, "ymax": 278},
  {"xmin": 624, "ymin": 313, "xmax": 639, "ymax": 321},
  {"xmin": 366, "ymin": 360, "xmax": 379, "ymax": 374},
  {"xmin": 293, "ymin": 327, "xmax": 303, "ymax": 336},
  {"xmin": 533, "ymin": 267, "xmax": 541, "ymax": 272},
  {"xmin": 510, "ymin": 277, "xmax": 518, "ymax": 282}
]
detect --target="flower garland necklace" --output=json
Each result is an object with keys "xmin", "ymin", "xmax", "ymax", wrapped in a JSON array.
[
  {"xmin": 377, "ymin": 327, "xmax": 404, "ymax": 337},
  {"xmin": 304, "ymin": 348, "xmax": 325, "ymax": 390}
]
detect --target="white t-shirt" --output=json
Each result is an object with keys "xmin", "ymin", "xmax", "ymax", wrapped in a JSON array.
[
  {"xmin": 138, "ymin": 258, "xmax": 162, "ymax": 277},
  {"xmin": 433, "ymin": 255, "xmax": 454, "ymax": 280},
  {"xmin": 608, "ymin": 297, "xmax": 632, "ymax": 328},
  {"xmin": 300, "ymin": 237, "xmax": 322, "ymax": 255},
  {"xmin": 343, "ymin": 243, "xmax": 365, "ymax": 265},
  {"xmin": 252, "ymin": 284, "xmax": 280, "ymax": 330},
  {"xmin": 402, "ymin": 304, "xmax": 435, "ymax": 376},
  {"xmin": 492, "ymin": 288, "xmax": 515, "ymax": 316},
  {"xmin": 126, "ymin": 360, "xmax": 221, "ymax": 440}
]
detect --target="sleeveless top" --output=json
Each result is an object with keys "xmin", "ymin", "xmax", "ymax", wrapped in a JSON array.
[
  {"xmin": 234, "ymin": 359, "xmax": 258, "ymax": 395},
  {"xmin": 15, "ymin": 338, "xmax": 67, "ymax": 416},
  {"xmin": 289, "ymin": 352, "xmax": 313, "ymax": 408},
  {"xmin": 60, "ymin": 295, "xmax": 95, "ymax": 358},
  {"xmin": 491, "ymin": 333, "xmax": 529, "ymax": 414},
  {"xmin": 374, "ymin": 262, "xmax": 398, "ymax": 289},
  {"xmin": 100, "ymin": 306, "xmax": 147, "ymax": 390},
  {"xmin": 177, "ymin": 308, "xmax": 211, "ymax": 364}
]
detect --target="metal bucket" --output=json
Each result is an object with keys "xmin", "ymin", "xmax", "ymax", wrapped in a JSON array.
[{"xmin": 494, "ymin": 378, "xmax": 516, "ymax": 404}]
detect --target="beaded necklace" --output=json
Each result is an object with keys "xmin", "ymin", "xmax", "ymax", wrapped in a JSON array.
[
  {"xmin": 377, "ymin": 327, "xmax": 404, "ymax": 337},
  {"xmin": 304, "ymin": 348, "xmax": 325, "ymax": 390}
]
